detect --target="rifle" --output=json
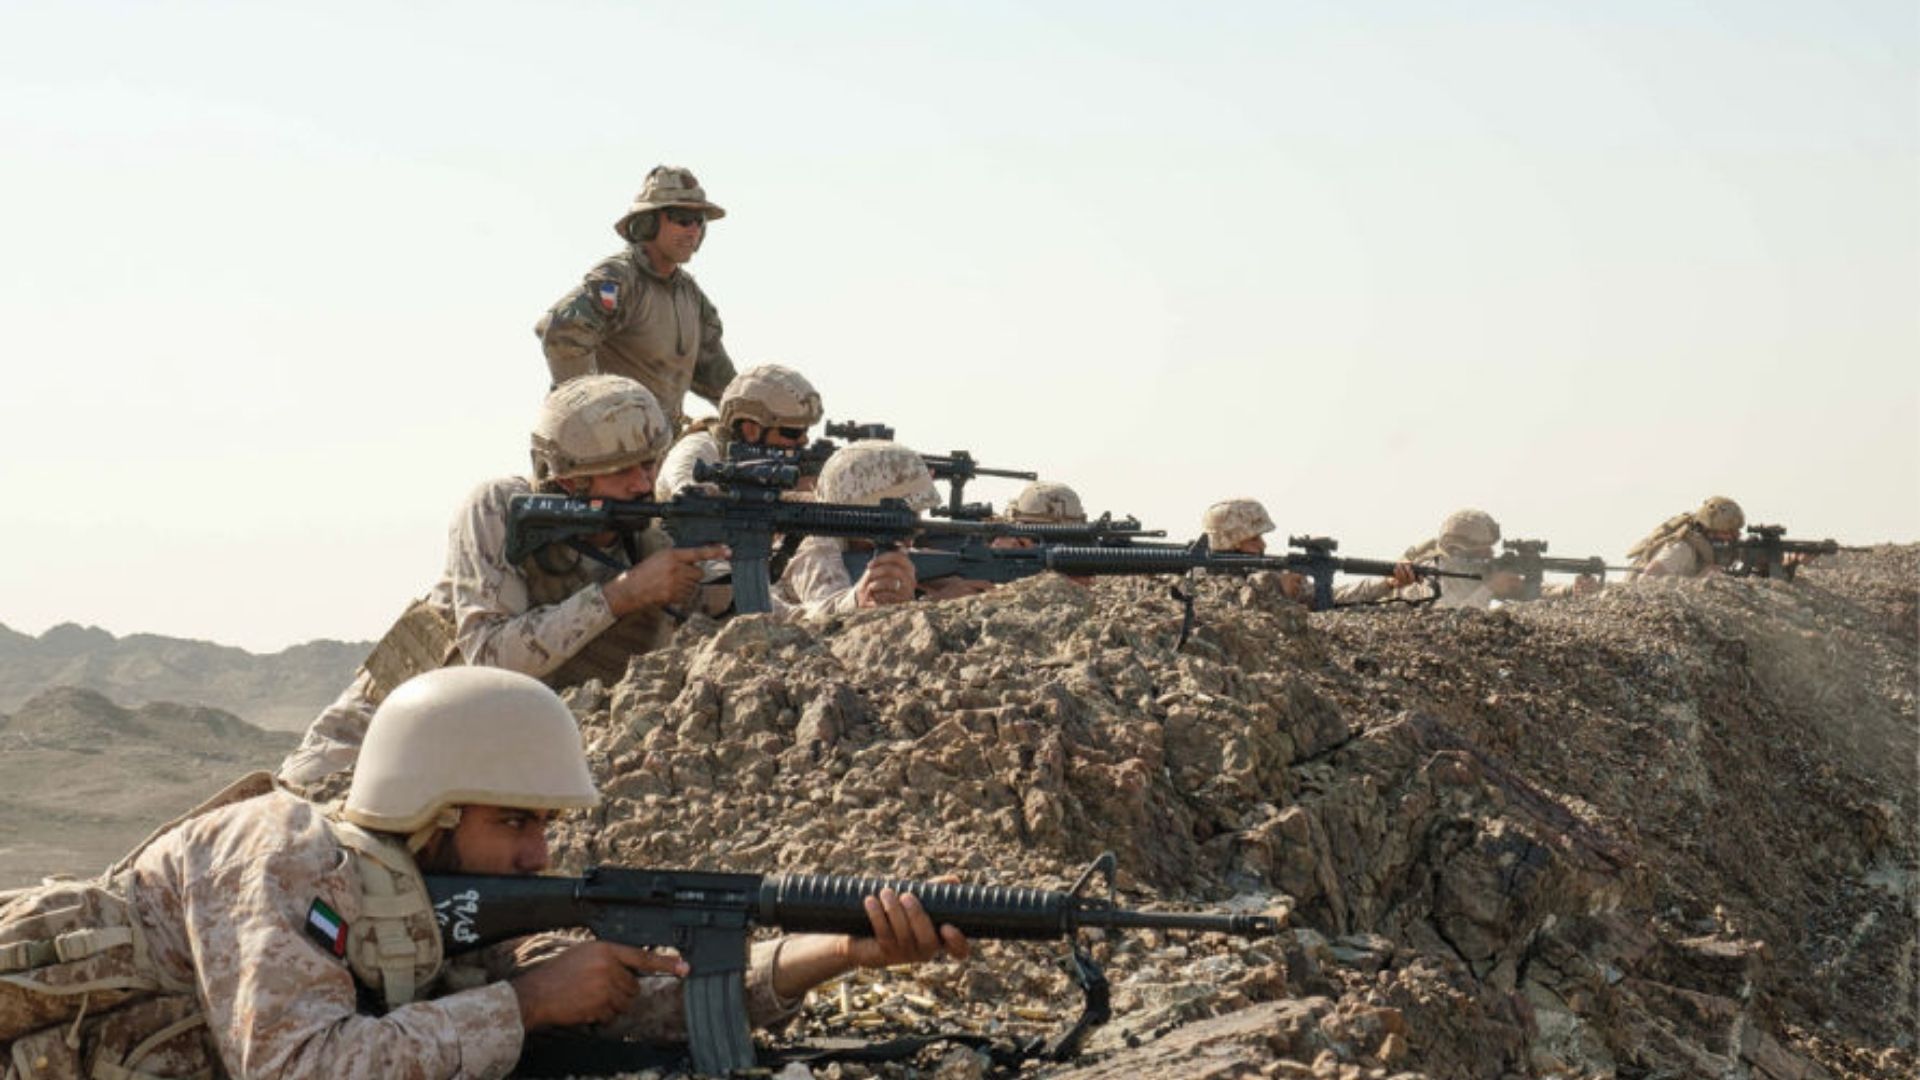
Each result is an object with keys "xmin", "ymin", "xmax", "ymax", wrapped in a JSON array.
[
  {"xmin": 1488, "ymin": 539, "xmax": 1635, "ymax": 601},
  {"xmin": 847, "ymin": 536, "xmax": 1479, "ymax": 612},
  {"xmin": 921, "ymin": 450, "xmax": 1040, "ymax": 521},
  {"xmin": 427, "ymin": 853, "xmax": 1277, "ymax": 1076},
  {"xmin": 506, "ymin": 477, "xmax": 1159, "ymax": 616},
  {"xmin": 772, "ymin": 420, "xmax": 1041, "ymax": 520},
  {"xmin": 1716, "ymin": 524, "xmax": 1868, "ymax": 581},
  {"xmin": 1283, "ymin": 536, "xmax": 1482, "ymax": 611}
]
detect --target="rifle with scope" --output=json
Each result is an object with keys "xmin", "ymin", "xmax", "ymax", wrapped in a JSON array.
[
  {"xmin": 1487, "ymin": 539, "xmax": 1634, "ymax": 601},
  {"xmin": 506, "ymin": 465, "xmax": 1162, "ymax": 616},
  {"xmin": 427, "ymin": 853, "xmax": 1277, "ymax": 1076},
  {"xmin": 752, "ymin": 420, "xmax": 1040, "ymax": 520},
  {"xmin": 1715, "ymin": 524, "xmax": 1868, "ymax": 581}
]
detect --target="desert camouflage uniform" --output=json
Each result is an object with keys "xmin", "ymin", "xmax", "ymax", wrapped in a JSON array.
[
  {"xmin": 535, "ymin": 249, "xmax": 735, "ymax": 427},
  {"xmin": 280, "ymin": 476, "xmax": 668, "ymax": 789},
  {"xmin": 119, "ymin": 789, "xmax": 792, "ymax": 1079},
  {"xmin": 1636, "ymin": 535, "xmax": 1716, "ymax": 578},
  {"xmin": 656, "ymin": 428, "xmax": 722, "ymax": 503},
  {"xmin": 780, "ymin": 537, "xmax": 863, "ymax": 616}
]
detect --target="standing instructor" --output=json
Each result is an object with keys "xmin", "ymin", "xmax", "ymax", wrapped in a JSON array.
[{"xmin": 536, "ymin": 166, "xmax": 737, "ymax": 427}]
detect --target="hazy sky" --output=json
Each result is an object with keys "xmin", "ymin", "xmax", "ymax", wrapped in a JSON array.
[{"xmin": 2, "ymin": 1, "xmax": 1914, "ymax": 653}]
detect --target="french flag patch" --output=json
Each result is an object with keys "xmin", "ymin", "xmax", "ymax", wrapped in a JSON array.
[
  {"xmin": 306, "ymin": 898, "xmax": 348, "ymax": 957},
  {"xmin": 596, "ymin": 282, "xmax": 619, "ymax": 312}
]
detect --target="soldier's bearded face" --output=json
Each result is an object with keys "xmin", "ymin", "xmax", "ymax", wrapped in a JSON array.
[
  {"xmin": 421, "ymin": 806, "xmax": 556, "ymax": 875},
  {"xmin": 1232, "ymin": 537, "xmax": 1267, "ymax": 555}
]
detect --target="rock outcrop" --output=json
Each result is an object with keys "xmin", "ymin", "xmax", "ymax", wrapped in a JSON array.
[{"xmin": 551, "ymin": 547, "xmax": 1917, "ymax": 1078}]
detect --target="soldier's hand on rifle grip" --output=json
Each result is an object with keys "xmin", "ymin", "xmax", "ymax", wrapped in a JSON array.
[
  {"xmin": 855, "ymin": 550, "xmax": 918, "ymax": 608},
  {"xmin": 1571, "ymin": 574, "xmax": 1602, "ymax": 596},
  {"xmin": 1390, "ymin": 561, "xmax": 1419, "ymax": 588},
  {"xmin": 509, "ymin": 940, "xmax": 690, "ymax": 1031},
  {"xmin": 604, "ymin": 545, "xmax": 730, "ymax": 615}
]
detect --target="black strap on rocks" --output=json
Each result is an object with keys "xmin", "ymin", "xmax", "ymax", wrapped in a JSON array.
[
  {"xmin": 1170, "ymin": 583, "xmax": 1197, "ymax": 650},
  {"xmin": 514, "ymin": 1031, "xmax": 1046, "ymax": 1077}
]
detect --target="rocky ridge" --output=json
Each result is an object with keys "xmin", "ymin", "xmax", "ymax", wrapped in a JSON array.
[
  {"xmin": 0, "ymin": 621, "xmax": 368, "ymax": 731},
  {"xmin": 549, "ymin": 546, "xmax": 1918, "ymax": 1079}
]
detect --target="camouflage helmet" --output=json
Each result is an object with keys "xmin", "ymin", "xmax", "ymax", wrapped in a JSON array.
[
  {"xmin": 718, "ymin": 364, "xmax": 824, "ymax": 434},
  {"xmin": 1692, "ymin": 496, "xmax": 1745, "ymax": 533},
  {"xmin": 1007, "ymin": 481, "xmax": 1087, "ymax": 524},
  {"xmin": 530, "ymin": 375, "xmax": 672, "ymax": 484},
  {"xmin": 1438, "ymin": 509, "xmax": 1502, "ymax": 557},
  {"xmin": 615, "ymin": 165, "xmax": 727, "ymax": 242},
  {"xmin": 1202, "ymin": 498, "xmax": 1276, "ymax": 550},
  {"xmin": 817, "ymin": 441, "xmax": 939, "ymax": 510},
  {"xmin": 344, "ymin": 668, "xmax": 599, "ymax": 840}
]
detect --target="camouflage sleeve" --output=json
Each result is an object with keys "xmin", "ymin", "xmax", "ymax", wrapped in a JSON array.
[
  {"xmin": 688, "ymin": 280, "xmax": 736, "ymax": 406},
  {"xmin": 538, "ymin": 257, "xmax": 636, "ymax": 385},
  {"xmin": 276, "ymin": 669, "xmax": 380, "ymax": 791},
  {"xmin": 446, "ymin": 479, "xmax": 619, "ymax": 677},
  {"xmin": 656, "ymin": 431, "xmax": 721, "ymax": 502},
  {"xmin": 781, "ymin": 537, "xmax": 862, "ymax": 616},
  {"xmin": 1332, "ymin": 577, "xmax": 1399, "ymax": 605},
  {"xmin": 183, "ymin": 860, "xmax": 524, "ymax": 1079}
]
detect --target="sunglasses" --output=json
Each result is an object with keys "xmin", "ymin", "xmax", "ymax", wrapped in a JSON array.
[
  {"xmin": 774, "ymin": 426, "xmax": 808, "ymax": 440},
  {"xmin": 662, "ymin": 208, "xmax": 707, "ymax": 227}
]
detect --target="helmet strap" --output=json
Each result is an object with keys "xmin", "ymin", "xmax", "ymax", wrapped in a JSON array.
[{"xmin": 405, "ymin": 806, "xmax": 463, "ymax": 854}]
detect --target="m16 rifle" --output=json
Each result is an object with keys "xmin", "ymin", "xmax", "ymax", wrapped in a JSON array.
[
  {"xmin": 1489, "ymin": 539, "xmax": 1635, "ymax": 601},
  {"xmin": 506, "ymin": 468, "xmax": 1159, "ymax": 616},
  {"xmin": 1284, "ymin": 536, "xmax": 1481, "ymax": 611},
  {"xmin": 1717, "ymin": 524, "xmax": 1868, "ymax": 581},
  {"xmin": 427, "ymin": 854, "xmax": 1277, "ymax": 1076},
  {"xmin": 744, "ymin": 423, "xmax": 1038, "ymax": 522},
  {"xmin": 847, "ymin": 536, "xmax": 1478, "ymax": 613}
]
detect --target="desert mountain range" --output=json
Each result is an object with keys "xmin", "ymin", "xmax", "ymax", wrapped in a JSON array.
[{"xmin": 0, "ymin": 621, "xmax": 368, "ymax": 731}]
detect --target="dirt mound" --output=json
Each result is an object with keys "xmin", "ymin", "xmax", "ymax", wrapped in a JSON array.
[{"xmin": 548, "ymin": 547, "xmax": 1917, "ymax": 1079}]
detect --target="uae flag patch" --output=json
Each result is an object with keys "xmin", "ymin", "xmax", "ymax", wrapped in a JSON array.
[{"xmin": 306, "ymin": 898, "xmax": 348, "ymax": 957}]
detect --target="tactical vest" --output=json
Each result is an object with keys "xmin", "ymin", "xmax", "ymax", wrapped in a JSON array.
[
  {"xmin": 318, "ymin": 817, "xmax": 443, "ymax": 1010},
  {"xmin": 1627, "ymin": 515, "xmax": 1716, "ymax": 575},
  {"xmin": 519, "ymin": 530, "xmax": 674, "ymax": 690}
]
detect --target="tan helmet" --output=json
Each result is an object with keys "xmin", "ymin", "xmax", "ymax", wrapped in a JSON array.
[
  {"xmin": 530, "ymin": 375, "xmax": 672, "ymax": 484},
  {"xmin": 1202, "ymin": 498, "xmax": 1275, "ymax": 550},
  {"xmin": 614, "ymin": 165, "xmax": 727, "ymax": 242},
  {"xmin": 1692, "ymin": 496, "xmax": 1745, "ymax": 533},
  {"xmin": 1438, "ymin": 509, "xmax": 1502, "ymax": 557},
  {"xmin": 1007, "ymin": 481, "xmax": 1087, "ymax": 524},
  {"xmin": 817, "ymin": 441, "xmax": 939, "ymax": 510},
  {"xmin": 343, "ymin": 668, "xmax": 599, "ymax": 838},
  {"xmin": 717, "ymin": 364, "xmax": 824, "ymax": 434}
]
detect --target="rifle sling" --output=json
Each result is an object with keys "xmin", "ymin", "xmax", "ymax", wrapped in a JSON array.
[{"xmin": 512, "ymin": 1031, "xmax": 1047, "ymax": 1077}]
